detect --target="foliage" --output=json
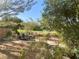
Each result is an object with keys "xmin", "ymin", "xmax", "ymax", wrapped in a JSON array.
[
  {"xmin": 41, "ymin": 0, "xmax": 79, "ymax": 58},
  {"xmin": 20, "ymin": 49, "xmax": 27, "ymax": 59},
  {"xmin": 2, "ymin": 16, "xmax": 23, "ymax": 23},
  {"xmin": 40, "ymin": 18, "xmax": 52, "ymax": 30},
  {"xmin": 0, "ymin": 0, "xmax": 36, "ymax": 17},
  {"xmin": 0, "ymin": 16, "xmax": 24, "ymax": 32},
  {"xmin": 5, "ymin": 30, "xmax": 12, "ymax": 37},
  {"xmin": 20, "ymin": 42, "xmax": 53, "ymax": 59},
  {"xmin": 0, "ymin": 28, "xmax": 12, "ymax": 41},
  {"xmin": 42, "ymin": 0, "xmax": 79, "ymax": 48},
  {"xmin": 24, "ymin": 21, "xmax": 42, "ymax": 31}
]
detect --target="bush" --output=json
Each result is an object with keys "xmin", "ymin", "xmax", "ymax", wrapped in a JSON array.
[
  {"xmin": 5, "ymin": 30, "xmax": 12, "ymax": 37},
  {"xmin": 20, "ymin": 42, "xmax": 53, "ymax": 59}
]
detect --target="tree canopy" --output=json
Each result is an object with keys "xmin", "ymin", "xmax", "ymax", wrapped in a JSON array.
[
  {"xmin": 2, "ymin": 15, "xmax": 23, "ymax": 23},
  {"xmin": 41, "ymin": 0, "xmax": 79, "ymax": 49},
  {"xmin": 0, "ymin": 0, "xmax": 36, "ymax": 17}
]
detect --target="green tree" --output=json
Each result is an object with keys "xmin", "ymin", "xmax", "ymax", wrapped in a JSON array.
[
  {"xmin": 0, "ymin": 16, "xmax": 23, "ymax": 31},
  {"xmin": 0, "ymin": 0, "xmax": 36, "ymax": 17},
  {"xmin": 41, "ymin": 0, "xmax": 79, "ymax": 58},
  {"xmin": 2, "ymin": 16, "xmax": 23, "ymax": 23},
  {"xmin": 24, "ymin": 21, "xmax": 41, "ymax": 31}
]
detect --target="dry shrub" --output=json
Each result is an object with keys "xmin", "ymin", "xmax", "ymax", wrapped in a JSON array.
[
  {"xmin": 20, "ymin": 42, "xmax": 53, "ymax": 59},
  {"xmin": 0, "ymin": 28, "xmax": 12, "ymax": 40}
]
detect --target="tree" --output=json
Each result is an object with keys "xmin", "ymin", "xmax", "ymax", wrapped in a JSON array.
[
  {"xmin": 42, "ymin": 0, "xmax": 79, "ymax": 58},
  {"xmin": 0, "ymin": 16, "xmax": 24, "ymax": 31},
  {"xmin": 40, "ymin": 17, "xmax": 55, "ymax": 31},
  {"xmin": 24, "ymin": 21, "xmax": 41, "ymax": 31},
  {"xmin": 2, "ymin": 15, "xmax": 23, "ymax": 23},
  {"xmin": 0, "ymin": 0, "xmax": 36, "ymax": 17}
]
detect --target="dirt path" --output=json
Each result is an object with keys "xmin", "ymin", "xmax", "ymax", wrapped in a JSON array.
[{"xmin": 0, "ymin": 40, "xmax": 29, "ymax": 59}]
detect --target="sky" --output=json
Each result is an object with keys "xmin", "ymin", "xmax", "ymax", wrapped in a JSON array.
[{"xmin": 17, "ymin": 0, "xmax": 44, "ymax": 22}]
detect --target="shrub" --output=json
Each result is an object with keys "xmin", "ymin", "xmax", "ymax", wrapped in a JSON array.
[{"xmin": 20, "ymin": 42, "xmax": 53, "ymax": 59}]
